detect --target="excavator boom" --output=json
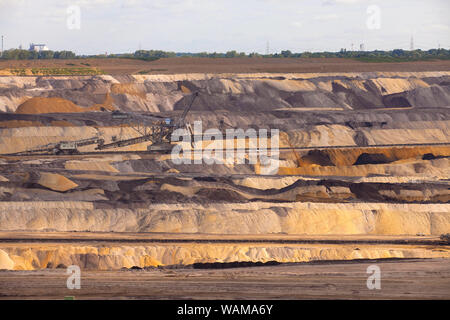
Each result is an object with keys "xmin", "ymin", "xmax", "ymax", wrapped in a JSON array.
[{"xmin": 177, "ymin": 92, "xmax": 199, "ymax": 127}]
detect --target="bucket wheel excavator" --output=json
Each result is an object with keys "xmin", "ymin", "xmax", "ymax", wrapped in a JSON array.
[
  {"xmin": 96, "ymin": 92, "xmax": 199, "ymax": 152},
  {"xmin": 13, "ymin": 93, "xmax": 199, "ymax": 155}
]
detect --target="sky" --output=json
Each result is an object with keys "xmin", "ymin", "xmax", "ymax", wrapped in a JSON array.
[{"xmin": 0, "ymin": 0, "xmax": 449, "ymax": 55}]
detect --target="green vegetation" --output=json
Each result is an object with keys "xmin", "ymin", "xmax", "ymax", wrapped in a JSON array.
[
  {"xmin": 0, "ymin": 49, "xmax": 76, "ymax": 60},
  {"xmin": 177, "ymin": 51, "xmax": 248, "ymax": 58},
  {"xmin": 137, "ymin": 69, "xmax": 169, "ymax": 74},
  {"xmin": 9, "ymin": 68, "xmax": 27, "ymax": 76},
  {"xmin": 87, "ymin": 50, "xmax": 175, "ymax": 61},
  {"xmin": 30, "ymin": 67, "xmax": 105, "ymax": 75},
  {"xmin": 341, "ymin": 49, "xmax": 450, "ymax": 62},
  {"xmin": 176, "ymin": 48, "xmax": 450, "ymax": 61},
  {"xmin": 6, "ymin": 67, "xmax": 105, "ymax": 76},
  {"xmin": 1, "ymin": 47, "xmax": 449, "ymax": 62},
  {"xmin": 133, "ymin": 50, "xmax": 176, "ymax": 60}
]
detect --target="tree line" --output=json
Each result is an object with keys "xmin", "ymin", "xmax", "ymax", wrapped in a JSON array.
[
  {"xmin": 1, "ymin": 48, "xmax": 449, "ymax": 61},
  {"xmin": 0, "ymin": 49, "xmax": 76, "ymax": 60},
  {"xmin": 104, "ymin": 48, "xmax": 450, "ymax": 61}
]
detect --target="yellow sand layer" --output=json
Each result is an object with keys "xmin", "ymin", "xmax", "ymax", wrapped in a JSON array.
[
  {"xmin": 0, "ymin": 202, "xmax": 448, "ymax": 235},
  {"xmin": 0, "ymin": 242, "xmax": 448, "ymax": 270},
  {"xmin": 15, "ymin": 97, "xmax": 107, "ymax": 114},
  {"xmin": 37, "ymin": 172, "xmax": 78, "ymax": 192}
]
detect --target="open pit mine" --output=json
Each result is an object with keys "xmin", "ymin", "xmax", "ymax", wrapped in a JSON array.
[{"xmin": 0, "ymin": 71, "xmax": 449, "ymax": 299}]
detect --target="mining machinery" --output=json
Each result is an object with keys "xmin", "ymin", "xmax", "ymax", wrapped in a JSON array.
[
  {"xmin": 96, "ymin": 92, "xmax": 199, "ymax": 152},
  {"xmin": 14, "ymin": 92, "xmax": 198, "ymax": 155},
  {"xmin": 14, "ymin": 136, "xmax": 105, "ymax": 155}
]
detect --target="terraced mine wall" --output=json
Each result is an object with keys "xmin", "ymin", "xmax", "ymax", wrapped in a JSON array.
[
  {"xmin": 1, "ymin": 241, "xmax": 449, "ymax": 271},
  {"xmin": 0, "ymin": 202, "xmax": 449, "ymax": 235},
  {"xmin": 0, "ymin": 72, "xmax": 449, "ymax": 114},
  {"xmin": 0, "ymin": 72, "xmax": 449, "ymax": 270}
]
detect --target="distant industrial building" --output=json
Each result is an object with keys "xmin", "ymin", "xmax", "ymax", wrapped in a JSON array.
[{"xmin": 29, "ymin": 43, "xmax": 49, "ymax": 52}]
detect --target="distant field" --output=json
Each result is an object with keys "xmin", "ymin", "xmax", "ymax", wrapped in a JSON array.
[{"xmin": 1, "ymin": 57, "xmax": 450, "ymax": 75}]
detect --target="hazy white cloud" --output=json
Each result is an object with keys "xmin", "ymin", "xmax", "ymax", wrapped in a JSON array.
[
  {"xmin": 429, "ymin": 24, "xmax": 450, "ymax": 31},
  {"xmin": 322, "ymin": 0, "xmax": 365, "ymax": 5},
  {"xmin": 314, "ymin": 13, "xmax": 339, "ymax": 20},
  {"xmin": 0, "ymin": 0, "xmax": 448, "ymax": 54},
  {"xmin": 334, "ymin": 0, "xmax": 363, "ymax": 4},
  {"xmin": 75, "ymin": 0, "xmax": 117, "ymax": 6}
]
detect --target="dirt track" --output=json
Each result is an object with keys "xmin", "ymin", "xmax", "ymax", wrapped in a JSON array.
[
  {"xmin": 1, "ymin": 57, "xmax": 450, "ymax": 75},
  {"xmin": 0, "ymin": 231, "xmax": 446, "ymax": 245},
  {"xmin": 0, "ymin": 259, "xmax": 449, "ymax": 299}
]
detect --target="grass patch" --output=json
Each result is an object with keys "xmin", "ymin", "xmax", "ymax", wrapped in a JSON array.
[
  {"xmin": 9, "ymin": 68, "xmax": 27, "ymax": 76},
  {"xmin": 30, "ymin": 67, "xmax": 105, "ymax": 75},
  {"xmin": 136, "ymin": 68, "xmax": 169, "ymax": 74},
  {"xmin": 5, "ymin": 67, "xmax": 105, "ymax": 75}
]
